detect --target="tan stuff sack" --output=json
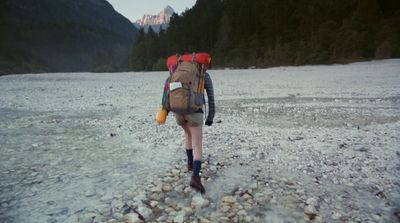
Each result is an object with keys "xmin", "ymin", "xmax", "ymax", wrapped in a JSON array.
[{"xmin": 168, "ymin": 61, "xmax": 205, "ymax": 114}]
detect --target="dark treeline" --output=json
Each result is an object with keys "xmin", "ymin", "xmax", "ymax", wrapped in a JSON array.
[
  {"xmin": 130, "ymin": 0, "xmax": 400, "ymax": 71},
  {"xmin": 0, "ymin": 0, "xmax": 137, "ymax": 75}
]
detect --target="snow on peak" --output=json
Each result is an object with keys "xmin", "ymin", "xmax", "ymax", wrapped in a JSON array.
[{"xmin": 135, "ymin": 6, "xmax": 174, "ymax": 27}]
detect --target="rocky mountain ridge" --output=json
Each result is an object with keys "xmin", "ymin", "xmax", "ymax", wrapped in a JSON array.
[{"xmin": 134, "ymin": 6, "xmax": 174, "ymax": 33}]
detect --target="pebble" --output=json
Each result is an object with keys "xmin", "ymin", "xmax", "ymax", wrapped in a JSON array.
[
  {"xmin": 173, "ymin": 211, "xmax": 185, "ymax": 223},
  {"xmin": 162, "ymin": 183, "xmax": 173, "ymax": 192},
  {"xmin": 138, "ymin": 206, "xmax": 152, "ymax": 220},
  {"xmin": 111, "ymin": 199, "xmax": 124, "ymax": 211},
  {"xmin": 306, "ymin": 197, "xmax": 318, "ymax": 206},
  {"xmin": 171, "ymin": 169, "xmax": 180, "ymax": 175},
  {"xmin": 242, "ymin": 194, "xmax": 252, "ymax": 200},
  {"xmin": 304, "ymin": 205, "xmax": 317, "ymax": 214},
  {"xmin": 133, "ymin": 194, "xmax": 146, "ymax": 203},
  {"xmin": 163, "ymin": 177, "xmax": 175, "ymax": 183},
  {"xmin": 191, "ymin": 195, "xmax": 209, "ymax": 209},
  {"xmin": 150, "ymin": 200, "xmax": 158, "ymax": 208},
  {"xmin": 84, "ymin": 190, "xmax": 97, "ymax": 197},
  {"xmin": 112, "ymin": 213, "xmax": 123, "ymax": 220},
  {"xmin": 222, "ymin": 196, "xmax": 236, "ymax": 204},
  {"xmin": 123, "ymin": 213, "xmax": 142, "ymax": 223},
  {"xmin": 157, "ymin": 215, "xmax": 167, "ymax": 222},
  {"xmin": 79, "ymin": 213, "xmax": 97, "ymax": 223},
  {"xmin": 209, "ymin": 166, "xmax": 217, "ymax": 172},
  {"xmin": 331, "ymin": 212, "xmax": 342, "ymax": 220},
  {"xmin": 183, "ymin": 207, "xmax": 194, "ymax": 216}
]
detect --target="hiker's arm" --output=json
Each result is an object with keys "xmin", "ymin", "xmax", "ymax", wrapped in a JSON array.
[
  {"xmin": 161, "ymin": 78, "xmax": 169, "ymax": 109},
  {"xmin": 204, "ymin": 73, "xmax": 215, "ymax": 123}
]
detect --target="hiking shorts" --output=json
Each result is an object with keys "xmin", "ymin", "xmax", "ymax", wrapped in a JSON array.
[{"xmin": 174, "ymin": 113, "xmax": 203, "ymax": 127}]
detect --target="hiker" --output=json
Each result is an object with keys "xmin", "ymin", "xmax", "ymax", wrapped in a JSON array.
[{"xmin": 161, "ymin": 53, "xmax": 215, "ymax": 193}]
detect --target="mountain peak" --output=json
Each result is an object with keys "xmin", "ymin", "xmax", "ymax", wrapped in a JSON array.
[
  {"xmin": 135, "ymin": 6, "xmax": 174, "ymax": 26},
  {"xmin": 134, "ymin": 6, "xmax": 175, "ymax": 33},
  {"xmin": 164, "ymin": 5, "xmax": 174, "ymax": 15}
]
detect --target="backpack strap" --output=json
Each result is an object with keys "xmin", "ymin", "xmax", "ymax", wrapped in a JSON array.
[
  {"xmin": 191, "ymin": 52, "xmax": 196, "ymax": 63},
  {"xmin": 177, "ymin": 53, "xmax": 182, "ymax": 64}
]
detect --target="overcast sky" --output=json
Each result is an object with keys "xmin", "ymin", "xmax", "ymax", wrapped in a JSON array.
[{"xmin": 106, "ymin": 0, "xmax": 197, "ymax": 22}]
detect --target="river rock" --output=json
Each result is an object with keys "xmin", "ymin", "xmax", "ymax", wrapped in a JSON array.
[
  {"xmin": 134, "ymin": 194, "xmax": 146, "ymax": 203},
  {"xmin": 123, "ymin": 213, "xmax": 142, "ymax": 223},
  {"xmin": 138, "ymin": 206, "xmax": 152, "ymax": 219},
  {"xmin": 173, "ymin": 211, "xmax": 186, "ymax": 223},
  {"xmin": 150, "ymin": 200, "xmax": 158, "ymax": 208},
  {"xmin": 162, "ymin": 183, "xmax": 173, "ymax": 192},
  {"xmin": 191, "ymin": 195, "xmax": 209, "ymax": 209},
  {"xmin": 304, "ymin": 205, "xmax": 317, "ymax": 214},
  {"xmin": 111, "ymin": 199, "xmax": 124, "ymax": 211},
  {"xmin": 112, "ymin": 212, "xmax": 123, "ymax": 221},
  {"xmin": 183, "ymin": 207, "xmax": 194, "ymax": 216},
  {"xmin": 171, "ymin": 169, "xmax": 180, "ymax": 175},
  {"xmin": 222, "ymin": 196, "xmax": 236, "ymax": 204},
  {"xmin": 183, "ymin": 187, "xmax": 191, "ymax": 194},
  {"xmin": 331, "ymin": 212, "xmax": 341, "ymax": 220}
]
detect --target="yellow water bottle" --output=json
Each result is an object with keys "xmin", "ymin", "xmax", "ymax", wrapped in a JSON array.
[{"xmin": 156, "ymin": 106, "xmax": 168, "ymax": 124}]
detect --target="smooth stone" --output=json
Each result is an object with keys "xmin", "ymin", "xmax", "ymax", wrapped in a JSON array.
[
  {"xmin": 173, "ymin": 211, "xmax": 185, "ymax": 223},
  {"xmin": 183, "ymin": 207, "xmax": 194, "ymax": 216},
  {"xmin": 150, "ymin": 185, "xmax": 161, "ymax": 193},
  {"xmin": 47, "ymin": 207, "xmax": 69, "ymax": 216},
  {"xmin": 84, "ymin": 190, "xmax": 97, "ymax": 197},
  {"xmin": 174, "ymin": 184, "xmax": 184, "ymax": 192},
  {"xmin": 304, "ymin": 205, "xmax": 317, "ymax": 214},
  {"xmin": 113, "ymin": 213, "xmax": 123, "ymax": 221},
  {"xmin": 156, "ymin": 216, "xmax": 167, "ymax": 222},
  {"xmin": 221, "ymin": 206, "xmax": 230, "ymax": 212},
  {"xmin": 111, "ymin": 199, "xmax": 124, "ymax": 210},
  {"xmin": 134, "ymin": 194, "xmax": 146, "ymax": 203},
  {"xmin": 163, "ymin": 177, "xmax": 175, "ymax": 183},
  {"xmin": 183, "ymin": 187, "xmax": 191, "ymax": 194},
  {"xmin": 237, "ymin": 210, "xmax": 247, "ymax": 216},
  {"xmin": 222, "ymin": 196, "xmax": 236, "ymax": 204},
  {"xmin": 331, "ymin": 212, "xmax": 341, "ymax": 220},
  {"xmin": 123, "ymin": 213, "xmax": 142, "ymax": 223},
  {"xmin": 171, "ymin": 169, "xmax": 180, "ymax": 175},
  {"xmin": 138, "ymin": 206, "xmax": 152, "ymax": 219},
  {"xmin": 242, "ymin": 194, "xmax": 252, "ymax": 200},
  {"xmin": 191, "ymin": 195, "xmax": 209, "ymax": 209},
  {"xmin": 79, "ymin": 213, "xmax": 97, "ymax": 223},
  {"xmin": 162, "ymin": 183, "xmax": 173, "ymax": 192},
  {"xmin": 306, "ymin": 197, "xmax": 318, "ymax": 206},
  {"xmin": 150, "ymin": 200, "xmax": 158, "ymax": 208}
]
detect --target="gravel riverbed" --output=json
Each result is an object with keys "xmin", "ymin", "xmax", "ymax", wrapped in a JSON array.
[{"xmin": 1, "ymin": 59, "xmax": 399, "ymax": 222}]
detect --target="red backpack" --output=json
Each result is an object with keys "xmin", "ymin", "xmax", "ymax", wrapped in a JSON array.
[{"xmin": 165, "ymin": 53, "xmax": 211, "ymax": 114}]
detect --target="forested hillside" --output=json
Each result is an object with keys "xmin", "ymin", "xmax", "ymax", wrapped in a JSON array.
[
  {"xmin": 0, "ymin": 0, "xmax": 138, "ymax": 75},
  {"xmin": 130, "ymin": 0, "xmax": 400, "ymax": 71}
]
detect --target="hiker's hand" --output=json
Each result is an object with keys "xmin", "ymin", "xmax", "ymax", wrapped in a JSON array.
[{"xmin": 205, "ymin": 120, "xmax": 213, "ymax": 126}]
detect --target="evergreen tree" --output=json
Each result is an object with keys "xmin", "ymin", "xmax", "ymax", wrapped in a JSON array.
[{"xmin": 129, "ymin": 0, "xmax": 400, "ymax": 71}]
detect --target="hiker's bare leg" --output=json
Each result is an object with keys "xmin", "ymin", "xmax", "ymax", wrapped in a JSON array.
[
  {"xmin": 189, "ymin": 126, "xmax": 203, "ymax": 160},
  {"xmin": 188, "ymin": 125, "xmax": 205, "ymax": 193},
  {"xmin": 181, "ymin": 123, "xmax": 192, "ymax": 149}
]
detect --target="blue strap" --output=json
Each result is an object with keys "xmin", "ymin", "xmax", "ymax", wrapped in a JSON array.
[
  {"xmin": 177, "ymin": 53, "xmax": 182, "ymax": 64},
  {"xmin": 192, "ymin": 52, "xmax": 195, "ymax": 63}
]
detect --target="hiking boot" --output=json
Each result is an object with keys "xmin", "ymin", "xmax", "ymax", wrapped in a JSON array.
[
  {"xmin": 190, "ymin": 176, "xmax": 205, "ymax": 193},
  {"xmin": 187, "ymin": 163, "xmax": 193, "ymax": 172}
]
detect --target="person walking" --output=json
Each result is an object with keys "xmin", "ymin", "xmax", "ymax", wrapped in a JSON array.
[
  {"xmin": 161, "ymin": 53, "xmax": 215, "ymax": 193},
  {"xmin": 176, "ymin": 70, "xmax": 214, "ymax": 193}
]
